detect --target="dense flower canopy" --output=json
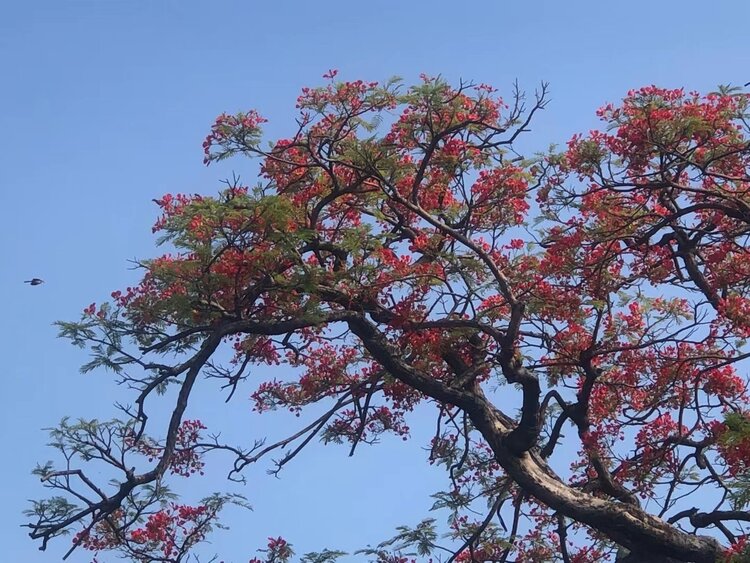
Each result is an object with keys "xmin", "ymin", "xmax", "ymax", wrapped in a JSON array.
[{"xmin": 26, "ymin": 75, "xmax": 750, "ymax": 563}]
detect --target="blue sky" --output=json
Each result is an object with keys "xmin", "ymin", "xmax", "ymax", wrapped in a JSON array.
[{"xmin": 2, "ymin": 1, "xmax": 749, "ymax": 561}]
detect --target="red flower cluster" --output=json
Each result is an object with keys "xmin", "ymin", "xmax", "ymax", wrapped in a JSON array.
[
  {"xmin": 127, "ymin": 419, "xmax": 207, "ymax": 477},
  {"xmin": 711, "ymin": 413, "xmax": 750, "ymax": 476},
  {"xmin": 127, "ymin": 504, "xmax": 209, "ymax": 558}
]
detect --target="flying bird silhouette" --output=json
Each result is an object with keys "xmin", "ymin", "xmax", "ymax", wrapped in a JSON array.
[{"xmin": 24, "ymin": 278, "xmax": 44, "ymax": 286}]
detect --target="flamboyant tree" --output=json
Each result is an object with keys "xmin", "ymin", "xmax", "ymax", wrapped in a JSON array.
[{"xmin": 25, "ymin": 73, "xmax": 750, "ymax": 563}]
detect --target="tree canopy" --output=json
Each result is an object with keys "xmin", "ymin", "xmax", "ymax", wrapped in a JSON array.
[{"xmin": 26, "ymin": 73, "xmax": 750, "ymax": 563}]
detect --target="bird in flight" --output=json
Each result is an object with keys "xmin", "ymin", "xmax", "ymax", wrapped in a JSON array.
[{"xmin": 24, "ymin": 278, "xmax": 44, "ymax": 286}]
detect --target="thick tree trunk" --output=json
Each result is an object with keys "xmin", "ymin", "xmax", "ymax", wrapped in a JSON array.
[
  {"xmin": 616, "ymin": 551, "xmax": 685, "ymax": 563},
  {"xmin": 348, "ymin": 315, "xmax": 722, "ymax": 562},
  {"xmin": 469, "ymin": 399, "xmax": 721, "ymax": 563}
]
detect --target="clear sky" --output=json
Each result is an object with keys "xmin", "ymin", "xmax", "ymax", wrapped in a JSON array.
[{"xmin": 2, "ymin": 1, "xmax": 749, "ymax": 561}]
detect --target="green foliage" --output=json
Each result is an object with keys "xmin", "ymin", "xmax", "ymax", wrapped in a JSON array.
[
  {"xmin": 299, "ymin": 549, "xmax": 348, "ymax": 563},
  {"xmin": 23, "ymin": 497, "xmax": 78, "ymax": 535},
  {"xmin": 356, "ymin": 518, "xmax": 439, "ymax": 559},
  {"xmin": 724, "ymin": 412, "xmax": 750, "ymax": 436},
  {"xmin": 56, "ymin": 319, "xmax": 97, "ymax": 348},
  {"xmin": 729, "ymin": 473, "xmax": 750, "ymax": 510}
]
